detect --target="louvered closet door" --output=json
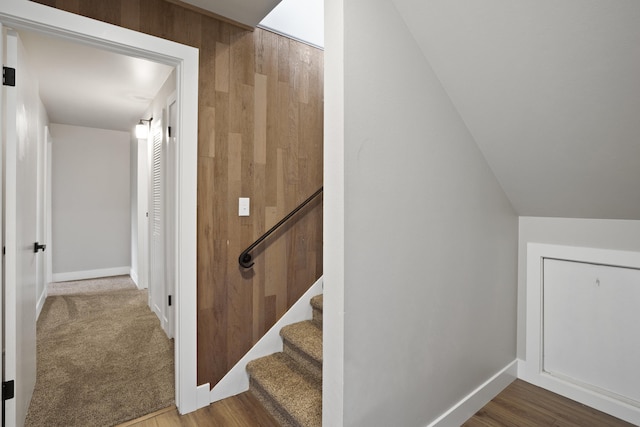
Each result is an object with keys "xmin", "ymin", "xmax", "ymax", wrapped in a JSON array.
[{"xmin": 149, "ymin": 119, "xmax": 166, "ymax": 330}]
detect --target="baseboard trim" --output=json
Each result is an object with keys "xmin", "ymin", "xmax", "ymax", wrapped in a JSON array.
[
  {"xmin": 427, "ymin": 360, "xmax": 518, "ymax": 427},
  {"xmin": 130, "ymin": 268, "xmax": 139, "ymax": 288},
  {"xmin": 52, "ymin": 267, "xmax": 130, "ymax": 283},
  {"xmin": 209, "ymin": 277, "xmax": 323, "ymax": 403},
  {"xmin": 196, "ymin": 383, "xmax": 210, "ymax": 410},
  {"xmin": 36, "ymin": 287, "xmax": 47, "ymax": 320}
]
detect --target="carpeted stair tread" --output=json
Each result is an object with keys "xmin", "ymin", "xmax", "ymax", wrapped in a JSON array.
[
  {"xmin": 310, "ymin": 295, "xmax": 323, "ymax": 312},
  {"xmin": 281, "ymin": 321, "xmax": 322, "ymax": 381},
  {"xmin": 247, "ymin": 352, "xmax": 322, "ymax": 427},
  {"xmin": 281, "ymin": 321, "xmax": 323, "ymax": 364},
  {"xmin": 310, "ymin": 294, "xmax": 323, "ymax": 328}
]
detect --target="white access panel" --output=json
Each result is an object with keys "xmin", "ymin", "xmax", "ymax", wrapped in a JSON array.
[{"xmin": 543, "ymin": 258, "xmax": 640, "ymax": 406}]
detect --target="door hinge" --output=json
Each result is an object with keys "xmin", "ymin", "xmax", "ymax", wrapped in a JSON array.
[
  {"xmin": 3, "ymin": 67, "xmax": 16, "ymax": 87},
  {"xmin": 2, "ymin": 380, "xmax": 15, "ymax": 401},
  {"xmin": 168, "ymin": 295, "xmax": 172, "ymax": 307},
  {"xmin": 168, "ymin": 126, "xmax": 172, "ymax": 138}
]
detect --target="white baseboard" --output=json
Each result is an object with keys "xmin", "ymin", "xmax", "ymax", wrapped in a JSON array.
[
  {"xmin": 130, "ymin": 268, "xmax": 139, "ymax": 288},
  {"xmin": 197, "ymin": 383, "xmax": 210, "ymax": 410},
  {"xmin": 36, "ymin": 287, "xmax": 48, "ymax": 320},
  {"xmin": 427, "ymin": 360, "xmax": 518, "ymax": 427},
  {"xmin": 209, "ymin": 277, "xmax": 323, "ymax": 403},
  {"xmin": 52, "ymin": 266, "xmax": 130, "ymax": 282},
  {"xmin": 518, "ymin": 360, "xmax": 640, "ymax": 425}
]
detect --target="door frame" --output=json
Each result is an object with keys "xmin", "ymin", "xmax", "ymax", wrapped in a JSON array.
[
  {"xmin": 0, "ymin": 0, "xmax": 202, "ymax": 415},
  {"xmin": 165, "ymin": 91, "xmax": 178, "ymax": 339}
]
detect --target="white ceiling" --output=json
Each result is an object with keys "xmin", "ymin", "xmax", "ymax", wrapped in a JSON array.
[
  {"xmin": 179, "ymin": 0, "xmax": 282, "ymax": 27},
  {"xmin": 18, "ymin": 30, "xmax": 174, "ymax": 133},
  {"xmin": 391, "ymin": 0, "xmax": 640, "ymax": 219}
]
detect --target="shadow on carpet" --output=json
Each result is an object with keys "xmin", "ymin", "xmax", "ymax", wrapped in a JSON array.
[{"xmin": 25, "ymin": 283, "xmax": 174, "ymax": 426}]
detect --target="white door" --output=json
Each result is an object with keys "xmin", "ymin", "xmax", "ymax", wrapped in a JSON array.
[
  {"xmin": 149, "ymin": 117, "xmax": 167, "ymax": 332},
  {"xmin": 34, "ymin": 106, "xmax": 47, "ymax": 318},
  {"xmin": 2, "ymin": 28, "xmax": 39, "ymax": 427}
]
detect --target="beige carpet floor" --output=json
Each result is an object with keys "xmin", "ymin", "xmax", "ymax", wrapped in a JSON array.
[{"xmin": 25, "ymin": 276, "xmax": 174, "ymax": 427}]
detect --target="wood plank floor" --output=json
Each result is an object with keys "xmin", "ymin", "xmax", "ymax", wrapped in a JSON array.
[
  {"xmin": 116, "ymin": 392, "xmax": 279, "ymax": 427},
  {"xmin": 463, "ymin": 379, "xmax": 635, "ymax": 427},
  {"xmin": 119, "ymin": 380, "xmax": 635, "ymax": 426}
]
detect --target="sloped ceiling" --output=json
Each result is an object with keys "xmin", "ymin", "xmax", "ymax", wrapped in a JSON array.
[
  {"xmin": 178, "ymin": 0, "xmax": 282, "ymax": 27},
  {"xmin": 391, "ymin": 0, "xmax": 640, "ymax": 219}
]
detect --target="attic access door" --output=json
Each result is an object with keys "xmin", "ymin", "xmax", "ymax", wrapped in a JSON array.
[{"xmin": 543, "ymin": 258, "xmax": 640, "ymax": 405}]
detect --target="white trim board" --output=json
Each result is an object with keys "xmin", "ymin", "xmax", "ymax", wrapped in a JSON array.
[
  {"xmin": 35, "ymin": 288, "xmax": 47, "ymax": 320},
  {"xmin": 0, "ymin": 0, "xmax": 201, "ymax": 415},
  {"xmin": 520, "ymin": 243, "xmax": 640, "ymax": 425},
  {"xmin": 129, "ymin": 268, "xmax": 140, "ymax": 288},
  {"xmin": 210, "ymin": 277, "xmax": 323, "ymax": 402},
  {"xmin": 52, "ymin": 266, "xmax": 130, "ymax": 283},
  {"xmin": 427, "ymin": 361, "xmax": 517, "ymax": 427}
]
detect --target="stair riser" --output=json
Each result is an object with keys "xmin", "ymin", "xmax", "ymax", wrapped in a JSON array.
[
  {"xmin": 283, "ymin": 340, "xmax": 322, "ymax": 383},
  {"xmin": 312, "ymin": 307, "xmax": 322, "ymax": 329},
  {"xmin": 249, "ymin": 378, "xmax": 300, "ymax": 427}
]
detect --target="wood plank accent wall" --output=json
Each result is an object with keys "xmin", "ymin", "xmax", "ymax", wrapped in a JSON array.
[{"xmin": 32, "ymin": 0, "xmax": 324, "ymax": 387}]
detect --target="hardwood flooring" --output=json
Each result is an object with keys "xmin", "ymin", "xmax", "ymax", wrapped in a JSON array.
[
  {"xmin": 463, "ymin": 379, "xmax": 635, "ymax": 427},
  {"xmin": 117, "ymin": 392, "xmax": 278, "ymax": 427},
  {"xmin": 121, "ymin": 380, "xmax": 636, "ymax": 427}
]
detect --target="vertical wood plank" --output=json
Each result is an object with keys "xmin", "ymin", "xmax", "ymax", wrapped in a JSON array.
[
  {"xmin": 197, "ymin": 157, "xmax": 216, "ymax": 309},
  {"xmin": 120, "ymin": 0, "xmax": 141, "ymax": 31},
  {"xmin": 254, "ymin": 73, "xmax": 267, "ymax": 165},
  {"xmin": 55, "ymin": 0, "xmax": 79, "ymax": 13},
  {"xmin": 79, "ymin": 0, "xmax": 121, "ymax": 25},
  {"xmin": 172, "ymin": 6, "xmax": 202, "ymax": 47},
  {"xmin": 228, "ymin": 133, "xmax": 242, "ymax": 183},
  {"xmin": 198, "ymin": 106, "xmax": 215, "ymax": 158},
  {"xmin": 215, "ymin": 42, "xmax": 230, "ymax": 93}
]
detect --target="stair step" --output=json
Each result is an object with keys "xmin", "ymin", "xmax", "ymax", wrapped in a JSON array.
[
  {"xmin": 247, "ymin": 352, "xmax": 322, "ymax": 427},
  {"xmin": 310, "ymin": 294, "xmax": 323, "ymax": 328},
  {"xmin": 281, "ymin": 321, "xmax": 322, "ymax": 381}
]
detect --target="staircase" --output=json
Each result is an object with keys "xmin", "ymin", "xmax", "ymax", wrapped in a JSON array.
[{"xmin": 246, "ymin": 294, "xmax": 323, "ymax": 427}]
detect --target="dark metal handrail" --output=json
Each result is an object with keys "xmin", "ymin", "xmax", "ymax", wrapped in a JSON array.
[{"xmin": 238, "ymin": 187, "xmax": 323, "ymax": 269}]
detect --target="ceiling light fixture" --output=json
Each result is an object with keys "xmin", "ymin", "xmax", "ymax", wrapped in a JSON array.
[{"xmin": 135, "ymin": 117, "xmax": 152, "ymax": 139}]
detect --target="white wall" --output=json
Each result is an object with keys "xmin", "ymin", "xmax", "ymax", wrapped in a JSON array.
[
  {"xmin": 326, "ymin": 0, "xmax": 519, "ymax": 425},
  {"xmin": 517, "ymin": 217, "xmax": 640, "ymax": 360},
  {"xmin": 50, "ymin": 123, "xmax": 131, "ymax": 280}
]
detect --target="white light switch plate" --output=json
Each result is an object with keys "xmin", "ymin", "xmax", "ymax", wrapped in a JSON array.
[{"xmin": 239, "ymin": 197, "xmax": 250, "ymax": 216}]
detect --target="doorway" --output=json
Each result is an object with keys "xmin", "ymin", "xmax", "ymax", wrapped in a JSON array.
[{"xmin": 0, "ymin": 1, "xmax": 200, "ymax": 423}]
